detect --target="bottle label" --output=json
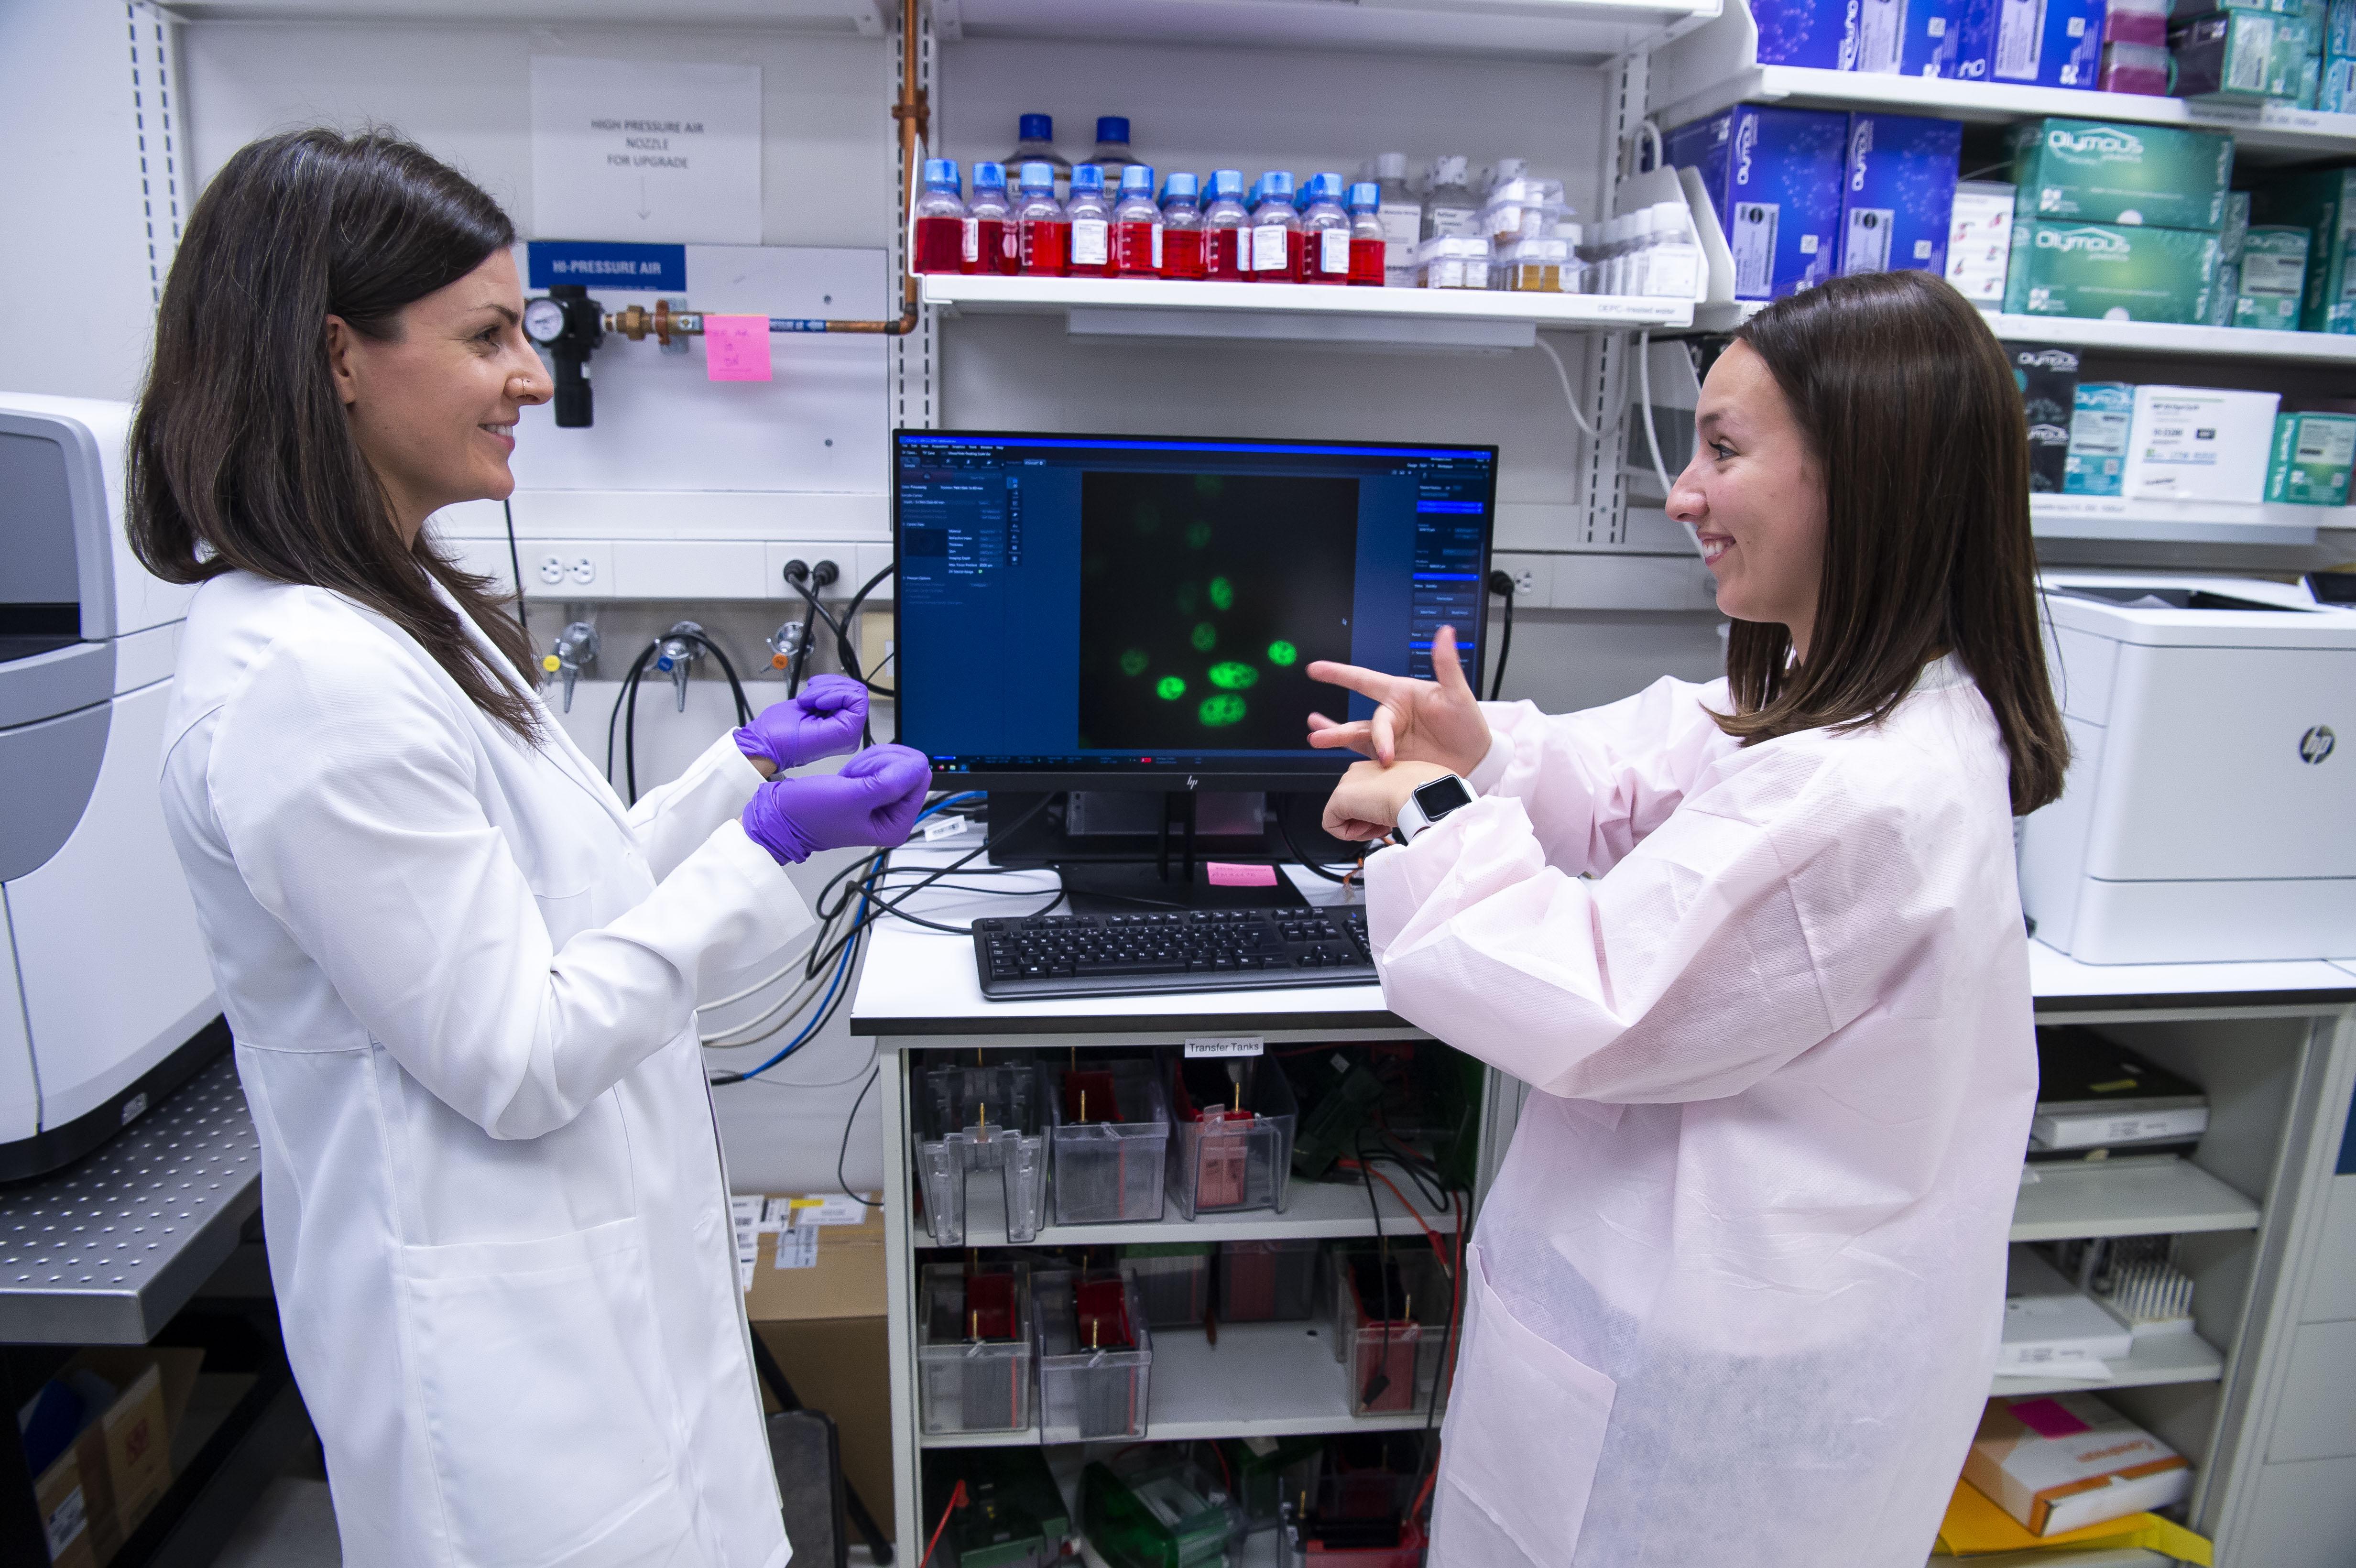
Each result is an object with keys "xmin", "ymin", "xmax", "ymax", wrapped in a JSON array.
[
  {"xmin": 1320, "ymin": 229, "xmax": 1351, "ymax": 275},
  {"xmin": 1152, "ymin": 224, "xmax": 1163, "ymax": 269},
  {"xmin": 962, "ymin": 218, "xmax": 980, "ymax": 264},
  {"xmin": 1430, "ymin": 204, "xmax": 1482, "ymax": 240},
  {"xmin": 1378, "ymin": 201, "xmax": 1421, "ymax": 264},
  {"xmin": 1252, "ymin": 224, "xmax": 1289, "ymax": 272},
  {"xmin": 1071, "ymin": 218, "xmax": 1110, "ymax": 267}
]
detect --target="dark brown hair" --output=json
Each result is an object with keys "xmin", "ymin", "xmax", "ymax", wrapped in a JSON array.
[
  {"xmin": 1718, "ymin": 270, "xmax": 2068, "ymax": 814},
  {"xmin": 128, "ymin": 128, "xmax": 540, "ymax": 740}
]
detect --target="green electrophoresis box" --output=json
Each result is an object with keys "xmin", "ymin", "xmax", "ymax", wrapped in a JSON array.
[
  {"xmin": 2267, "ymin": 412, "xmax": 2356, "ymax": 505},
  {"xmin": 2004, "ymin": 220, "xmax": 2220, "ymax": 322},
  {"xmin": 2008, "ymin": 120, "xmax": 2234, "ymax": 230}
]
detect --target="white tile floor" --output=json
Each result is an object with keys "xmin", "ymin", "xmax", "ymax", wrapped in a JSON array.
[{"xmin": 214, "ymin": 1478, "xmax": 339, "ymax": 1568}]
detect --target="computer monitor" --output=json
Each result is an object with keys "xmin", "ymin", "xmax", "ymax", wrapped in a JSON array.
[{"xmin": 894, "ymin": 429, "xmax": 1497, "ymax": 793}]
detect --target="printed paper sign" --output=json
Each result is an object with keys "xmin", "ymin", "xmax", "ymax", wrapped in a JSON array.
[
  {"xmin": 531, "ymin": 56, "xmax": 761, "ymax": 245},
  {"xmin": 774, "ymin": 1227, "xmax": 819, "ymax": 1269},
  {"xmin": 788, "ymin": 1194, "xmax": 872, "ymax": 1226},
  {"xmin": 705, "ymin": 315, "xmax": 773, "ymax": 381},
  {"xmin": 1186, "ymin": 1036, "xmax": 1265, "ymax": 1059}
]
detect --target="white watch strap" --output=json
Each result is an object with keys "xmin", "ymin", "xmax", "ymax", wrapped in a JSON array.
[{"xmin": 1395, "ymin": 793, "xmax": 1433, "ymax": 844}]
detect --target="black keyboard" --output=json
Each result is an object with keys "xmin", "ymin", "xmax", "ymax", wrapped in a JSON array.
[{"xmin": 971, "ymin": 908, "xmax": 1377, "ymax": 999}]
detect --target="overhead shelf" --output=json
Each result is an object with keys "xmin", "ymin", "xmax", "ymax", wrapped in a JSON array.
[
  {"xmin": 1991, "ymin": 1328, "xmax": 2225, "ymax": 1397},
  {"xmin": 1690, "ymin": 299, "xmax": 2356, "ymax": 364},
  {"xmin": 2009, "ymin": 1157, "xmax": 2261, "ymax": 1243},
  {"xmin": 937, "ymin": 0, "xmax": 1724, "ymax": 63},
  {"xmin": 921, "ymin": 273, "xmax": 1691, "ymax": 347},
  {"xmin": 2032, "ymin": 494, "xmax": 2344, "ymax": 546},
  {"xmin": 922, "ymin": 1169, "xmax": 1462, "ymax": 1251}
]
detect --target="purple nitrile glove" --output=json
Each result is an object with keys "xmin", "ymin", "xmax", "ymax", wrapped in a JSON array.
[
  {"xmin": 741, "ymin": 743, "xmax": 932, "ymax": 865},
  {"xmin": 734, "ymin": 675, "xmax": 868, "ymax": 773}
]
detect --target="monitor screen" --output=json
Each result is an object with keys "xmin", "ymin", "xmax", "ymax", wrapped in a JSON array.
[{"xmin": 894, "ymin": 429, "xmax": 1496, "ymax": 789}]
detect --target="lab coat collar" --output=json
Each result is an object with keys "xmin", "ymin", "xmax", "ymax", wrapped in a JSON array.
[{"xmin": 1912, "ymin": 652, "xmax": 1973, "ymax": 694}]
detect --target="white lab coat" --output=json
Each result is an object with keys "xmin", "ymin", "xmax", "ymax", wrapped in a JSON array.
[
  {"xmin": 158, "ymin": 572, "xmax": 814, "ymax": 1568},
  {"xmin": 1370, "ymin": 656, "xmax": 2037, "ymax": 1568}
]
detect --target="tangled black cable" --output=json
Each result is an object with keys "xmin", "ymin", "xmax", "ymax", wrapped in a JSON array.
[{"xmin": 603, "ymin": 631, "xmax": 754, "ymax": 805}]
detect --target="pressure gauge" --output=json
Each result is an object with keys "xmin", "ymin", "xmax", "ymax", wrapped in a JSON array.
[{"xmin": 523, "ymin": 297, "xmax": 569, "ymax": 346}]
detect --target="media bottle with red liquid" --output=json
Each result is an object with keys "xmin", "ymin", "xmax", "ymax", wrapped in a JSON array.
[
  {"xmin": 1014, "ymin": 162, "xmax": 1069, "ymax": 278},
  {"xmin": 1157, "ymin": 172, "xmax": 1206, "ymax": 280},
  {"xmin": 1246, "ymin": 171, "xmax": 1300, "ymax": 283},
  {"xmin": 1345, "ymin": 181, "xmax": 1387, "ymax": 286},
  {"xmin": 911, "ymin": 158, "xmax": 967, "ymax": 276},
  {"xmin": 965, "ymin": 161, "xmax": 1014, "ymax": 275},
  {"xmin": 1111, "ymin": 164, "xmax": 1163, "ymax": 277},
  {"xmin": 1201, "ymin": 170, "xmax": 1248, "ymax": 282},
  {"xmin": 1296, "ymin": 172, "xmax": 1353, "ymax": 284},
  {"xmin": 1064, "ymin": 164, "xmax": 1114, "ymax": 279}
]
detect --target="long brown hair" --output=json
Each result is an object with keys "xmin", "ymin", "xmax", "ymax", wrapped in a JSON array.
[
  {"xmin": 128, "ymin": 129, "xmax": 540, "ymax": 740},
  {"xmin": 1716, "ymin": 270, "xmax": 2068, "ymax": 814}
]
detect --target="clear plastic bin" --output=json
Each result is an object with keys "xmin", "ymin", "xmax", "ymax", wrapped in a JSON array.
[
  {"xmin": 1048, "ymin": 1061, "xmax": 1170, "ymax": 1225},
  {"xmin": 1415, "ymin": 236, "xmax": 1492, "ymax": 289},
  {"xmin": 1219, "ymin": 1436, "xmax": 1324, "ymax": 1530},
  {"xmin": 1278, "ymin": 1434, "xmax": 1430, "ymax": 1566},
  {"xmin": 1035, "ymin": 1265, "xmax": 1153, "ymax": 1442},
  {"xmin": 924, "ymin": 1447, "xmax": 1071, "ymax": 1568},
  {"xmin": 1167, "ymin": 1056, "xmax": 1297, "ymax": 1220},
  {"xmin": 1083, "ymin": 1453, "xmax": 1247, "ymax": 1568},
  {"xmin": 1217, "ymin": 1238, "xmax": 1320, "ymax": 1323},
  {"xmin": 1123, "ymin": 1242, "xmax": 1212, "ymax": 1328},
  {"xmin": 1494, "ymin": 237, "xmax": 1574, "ymax": 293},
  {"xmin": 915, "ymin": 1060, "xmax": 1049, "ymax": 1245},
  {"xmin": 917, "ymin": 1261, "xmax": 1035, "ymax": 1435},
  {"xmin": 1327, "ymin": 1244, "xmax": 1453, "ymax": 1416}
]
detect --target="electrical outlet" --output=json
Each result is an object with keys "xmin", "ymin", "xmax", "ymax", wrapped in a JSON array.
[
  {"xmin": 567, "ymin": 556, "xmax": 597, "ymax": 584},
  {"xmin": 537, "ymin": 555, "xmax": 565, "ymax": 586}
]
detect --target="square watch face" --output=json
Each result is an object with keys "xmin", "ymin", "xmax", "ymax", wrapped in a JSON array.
[{"xmin": 1414, "ymin": 775, "xmax": 1475, "ymax": 819}]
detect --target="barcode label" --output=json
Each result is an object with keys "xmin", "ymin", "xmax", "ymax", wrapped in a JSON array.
[
  {"xmin": 1732, "ymin": 201, "xmax": 1780, "ymax": 297},
  {"xmin": 1995, "ymin": 0, "xmax": 2045, "ymax": 79},
  {"xmin": 1858, "ymin": 0, "xmax": 1907, "ymax": 71},
  {"xmin": 1844, "ymin": 207, "xmax": 1895, "ymax": 274}
]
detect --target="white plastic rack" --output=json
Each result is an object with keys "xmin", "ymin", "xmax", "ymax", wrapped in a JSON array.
[{"xmin": 2030, "ymin": 495, "xmax": 2347, "ymax": 547}]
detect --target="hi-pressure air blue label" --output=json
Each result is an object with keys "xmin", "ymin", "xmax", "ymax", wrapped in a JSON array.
[{"xmin": 527, "ymin": 241, "xmax": 688, "ymax": 292}]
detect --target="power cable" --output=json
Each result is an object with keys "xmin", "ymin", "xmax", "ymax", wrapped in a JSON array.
[
  {"xmin": 1486, "ymin": 569, "xmax": 1517, "ymax": 701},
  {"xmin": 502, "ymin": 497, "xmax": 530, "ymax": 641}
]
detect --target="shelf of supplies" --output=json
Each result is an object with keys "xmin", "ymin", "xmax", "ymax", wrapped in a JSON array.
[
  {"xmin": 939, "ymin": 0, "xmax": 1720, "ymax": 62},
  {"xmin": 2009, "ymin": 1157, "xmax": 2261, "ymax": 1243},
  {"xmin": 919, "ymin": 1169, "xmax": 1462, "ymax": 1251},
  {"xmin": 1691, "ymin": 298, "xmax": 2356, "ymax": 363},
  {"xmin": 918, "ymin": 1320, "xmax": 1446, "ymax": 1448},
  {"xmin": 2031, "ymin": 494, "xmax": 2343, "ymax": 546},
  {"xmin": 1991, "ymin": 1328, "xmax": 2225, "ymax": 1397},
  {"xmin": 920, "ymin": 273, "xmax": 1690, "ymax": 347}
]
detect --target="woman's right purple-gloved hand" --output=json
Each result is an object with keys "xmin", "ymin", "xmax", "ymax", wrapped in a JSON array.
[{"xmin": 740, "ymin": 743, "xmax": 931, "ymax": 865}]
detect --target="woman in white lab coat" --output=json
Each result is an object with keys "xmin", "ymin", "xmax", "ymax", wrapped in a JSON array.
[
  {"xmin": 127, "ymin": 130, "xmax": 929, "ymax": 1568},
  {"xmin": 1312, "ymin": 270, "xmax": 2071, "ymax": 1567}
]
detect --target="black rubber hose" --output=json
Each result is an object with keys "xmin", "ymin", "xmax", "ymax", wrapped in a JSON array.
[{"xmin": 1486, "ymin": 569, "xmax": 1517, "ymax": 702}]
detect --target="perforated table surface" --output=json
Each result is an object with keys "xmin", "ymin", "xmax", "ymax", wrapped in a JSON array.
[{"xmin": 0, "ymin": 1054, "xmax": 260, "ymax": 1343}]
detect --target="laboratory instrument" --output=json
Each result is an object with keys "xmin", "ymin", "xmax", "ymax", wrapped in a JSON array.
[{"xmin": 1033, "ymin": 1266, "xmax": 1152, "ymax": 1442}]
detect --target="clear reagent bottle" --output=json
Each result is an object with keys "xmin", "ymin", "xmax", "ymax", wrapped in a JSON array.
[
  {"xmin": 1014, "ymin": 161, "xmax": 1069, "ymax": 277},
  {"xmin": 1202, "ymin": 170, "xmax": 1249, "ymax": 282},
  {"xmin": 1113, "ymin": 164, "xmax": 1163, "ymax": 278},
  {"xmin": 1159, "ymin": 172, "xmax": 1206, "ymax": 281},
  {"xmin": 1248, "ymin": 171, "xmax": 1300, "ymax": 283},
  {"xmin": 1064, "ymin": 164, "xmax": 1114, "ymax": 278},
  {"xmin": 912, "ymin": 158, "xmax": 966, "ymax": 275}
]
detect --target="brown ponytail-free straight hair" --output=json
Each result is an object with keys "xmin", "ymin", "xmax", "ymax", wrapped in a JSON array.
[
  {"xmin": 1716, "ymin": 270, "xmax": 2069, "ymax": 815},
  {"xmin": 128, "ymin": 128, "xmax": 541, "ymax": 740}
]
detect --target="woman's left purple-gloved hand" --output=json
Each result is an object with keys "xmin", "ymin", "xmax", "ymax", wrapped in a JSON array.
[
  {"xmin": 734, "ymin": 675, "xmax": 868, "ymax": 774},
  {"xmin": 740, "ymin": 743, "xmax": 931, "ymax": 865}
]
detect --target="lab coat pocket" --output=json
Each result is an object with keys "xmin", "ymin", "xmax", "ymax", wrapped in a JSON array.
[
  {"xmin": 400, "ymin": 1216, "xmax": 696, "ymax": 1568},
  {"xmin": 1434, "ymin": 1247, "xmax": 1615, "ymax": 1568}
]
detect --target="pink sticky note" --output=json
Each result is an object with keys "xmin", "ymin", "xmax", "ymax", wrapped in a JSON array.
[
  {"xmin": 2008, "ymin": 1397, "xmax": 2093, "ymax": 1439},
  {"xmin": 1205, "ymin": 862, "xmax": 1280, "ymax": 887},
  {"xmin": 705, "ymin": 315, "xmax": 773, "ymax": 382}
]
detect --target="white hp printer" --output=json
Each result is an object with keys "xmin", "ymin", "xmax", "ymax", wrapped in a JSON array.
[
  {"xmin": 2019, "ymin": 572, "xmax": 2356, "ymax": 965},
  {"xmin": 1, "ymin": 393, "xmax": 218, "ymax": 1178}
]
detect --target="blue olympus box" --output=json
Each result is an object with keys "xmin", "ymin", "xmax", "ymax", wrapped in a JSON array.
[
  {"xmin": 1756, "ymin": 0, "xmax": 2063, "ymax": 79},
  {"xmin": 1668, "ymin": 104, "xmax": 1851, "ymax": 301},
  {"xmin": 1840, "ymin": 112, "xmax": 1963, "ymax": 276}
]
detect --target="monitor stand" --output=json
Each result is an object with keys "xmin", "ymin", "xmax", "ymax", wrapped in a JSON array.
[{"xmin": 1054, "ymin": 859, "xmax": 1310, "ymax": 915}]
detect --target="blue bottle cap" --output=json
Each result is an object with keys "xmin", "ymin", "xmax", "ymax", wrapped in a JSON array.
[
  {"xmin": 1208, "ymin": 170, "xmax": 1244, "ymax": 199},
  {"xmin": 1162, "ymin": 171, "xmax": 1200, "ymax": 203},
  {"xmin": 1347, "ymin": 181, "xmax": 1380, "ymax": 211},
  {"xmin": 1019, "ymin": 113, "xmax": 1053, "ymax": 142},
  {"xmin": 1306, "ymin": 173, "xmax": 1345, "ymax": 204},
  {"xmin": 1119, "ymin": 164, "xmax": 1156, "ymax": 196},
  {"xmin": 1096, "ymin": 116, "xmax": 1131, "ymax": 144},
  {"xmin": 923, "ymin": 158, "xmax": 960, "ymax": 189},
  {"xmin": 1018, "ymin": 162, "xmax": 1057, "ymax": 193},
  {"xmin": 973, "ymin": 161, "xmax": 1008, "ymax": 191},
  {"xmin": 1246, "ymin": 175, "xmax": 1265, "ymax": 206},
  {"xmin": 1259, "ymin": 171, "xmax": 1295, "ymax": 201},
  {"xmin": 1071, "ymin": 164, "xmax": 1105, "ymax": 194}
]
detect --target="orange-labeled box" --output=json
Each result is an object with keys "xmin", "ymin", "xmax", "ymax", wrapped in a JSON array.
[
  {"xmin": 33, "ymin": 1348, "xmax": 205, "ymax": 1567},
  {"xmin": 1964, "ymin": 1391, "xmax": 2191, "ymax": 1537}
]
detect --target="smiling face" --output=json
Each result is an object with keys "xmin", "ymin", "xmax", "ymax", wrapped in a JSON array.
[
  {"xmin": 1668, "ymin": 339, "xmax": 1830, "ymax": 661},
  {"xmin": 325, "ymin": 248, "xmax": 551, "ymax": 544}
]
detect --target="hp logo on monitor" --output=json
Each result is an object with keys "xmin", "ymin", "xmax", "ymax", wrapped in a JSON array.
[{"xmin": 2299, "ymin": 725, "xmax": 2336, "ymax": 765}]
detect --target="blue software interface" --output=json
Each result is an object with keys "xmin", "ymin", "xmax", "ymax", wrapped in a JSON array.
[{"xmin": 894, "ymin": 431, "xmax": 1496, "ymax": 777}]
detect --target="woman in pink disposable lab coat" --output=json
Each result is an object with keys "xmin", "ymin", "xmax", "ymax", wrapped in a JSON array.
[{"xmin": 1309, "ymin": 271, "xmax": 2072, "ymax": 1567}]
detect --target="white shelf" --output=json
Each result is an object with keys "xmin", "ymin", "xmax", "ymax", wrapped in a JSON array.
[
  {"xmin": 1991, "ymin": 1328, "xmax": 2225, "ymax": 1396},
  {"xmin": 1692, "ymin": 298, "xmax": 2356, "ymax": 364},
  {"xmin": 940, "ymin": 0, "xmax": 1720, "ymax": 63},
  {"xmin": 926, "ymin": 1169, "xmax": 1461, "ymax": 1250},
  {"xmin": 2009, "ymin": 1158, "xmax": 2260, "ymax": 1243},
  {"xmin": 1922, "ymin": 1551, "xmax": 2171, "ymax": 1568},
  {"xmin": 2032, "ymin": 494, "xmax": 2342, "ymax": 546},
  {"xmin": 919, "ymin": 1319, "xmax": 1444, "ymax": 1448}
]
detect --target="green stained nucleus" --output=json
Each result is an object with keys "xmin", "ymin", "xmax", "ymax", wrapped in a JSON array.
[
  {"xmin": 1266, "ymin": 640, "xmax": 1298, "ymax": 667},
  {"xmin": 1134, "ymin": 505, "xmax": 1161, "ymax": 534},
  {"xmin": 1190, "ymin": 621, "xmax": 1217, "ymax": 653},
  {"xmin": 1156, "ymin": 675, "xmax": 1187, "ymax": 700},
  {"xmin": 1207, "ymin": 576, "xmax": 1234, "ymax": 611},
  {"xmin": 1176, "ymin": 581, "xmax": 1201, "ymax": 613},
  {"xmin": 1193, "ymin": 474, "xmax": 1224, "ymax": 499},
  {"xmin": 1119, "ymin": 648, "xmax": 1149, "ymax": 677},
  {"xmin": 1199, "ymin": 694, "xmax": 1247, "ymax": 728},
  {"xmin": 1185, "ymin": 520, "xmax": 1212, "ymax": 549},
  {"xmin": 1207, "ymin": 661, "xmax": 1259, "ymax": 690}
]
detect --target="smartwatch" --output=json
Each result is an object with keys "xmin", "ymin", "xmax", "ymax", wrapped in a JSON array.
[{"xmin": 1395, "ymin": 773, "xmax": 1474, "ymax": 844}]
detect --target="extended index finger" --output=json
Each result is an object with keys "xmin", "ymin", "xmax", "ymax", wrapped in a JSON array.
[{"xmin": 1304, "ymin": 659, "xmax": 1414, "ymax": 705}]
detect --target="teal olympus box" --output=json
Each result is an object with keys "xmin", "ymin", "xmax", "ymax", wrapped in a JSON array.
[
  {"xmin": 2004, "ymin": 221, "xmax": 2221, "ymax": 322},
  {"xmin": 2008, "ymin": 120, "xmax": 2234, "ymax": 230},
  {"xmin": 2267, "ymin": 412, "xmax": 2356, "ymax": 504},
  {"xmin": 2236, "ymin": 226, "xmax": 2312, "ymax": 329},
  {"xmin": 2252, "ymin": 167, "xmax": 2356, "ymax": 332},
  {"xmin": 2063, "ymin": 383, "xmax": 2135, "ymax": 496}
]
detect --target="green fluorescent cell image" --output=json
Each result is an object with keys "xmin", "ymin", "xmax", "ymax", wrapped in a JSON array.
[
  {"xmin": 1119, "ymin": 648, "xmax": 1149, "ymax": 677},
  {"xmin": 1207, "ymin": 662, "xmax": 1259, "ymax": 690},
  {"xmin": 1190, "ymin": 621, "xmax": 1217, "ymax": 653},
  {"xmin": 1198, "ymin": 694, "xmax": 1247, "ymax": 728},
  {"xmin": 1185, "ymin": 520, "xmax": 1212, "ymax": 549},
  {"xmin": 1207, "ymin": 576, "xmax": 1234, "ymax": 611},
  {"xmin": 1156, "ymin": 675, "xmax": 1187, "ymax": 700},
  {"xmin": 1266, "ymin": 640, "xmax": 1298, "ymax": 666}
]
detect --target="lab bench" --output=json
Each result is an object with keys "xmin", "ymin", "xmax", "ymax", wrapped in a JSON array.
[{"xmin": 851, "ymin": 844, "xmax": 2356, "ymax": 1565}]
